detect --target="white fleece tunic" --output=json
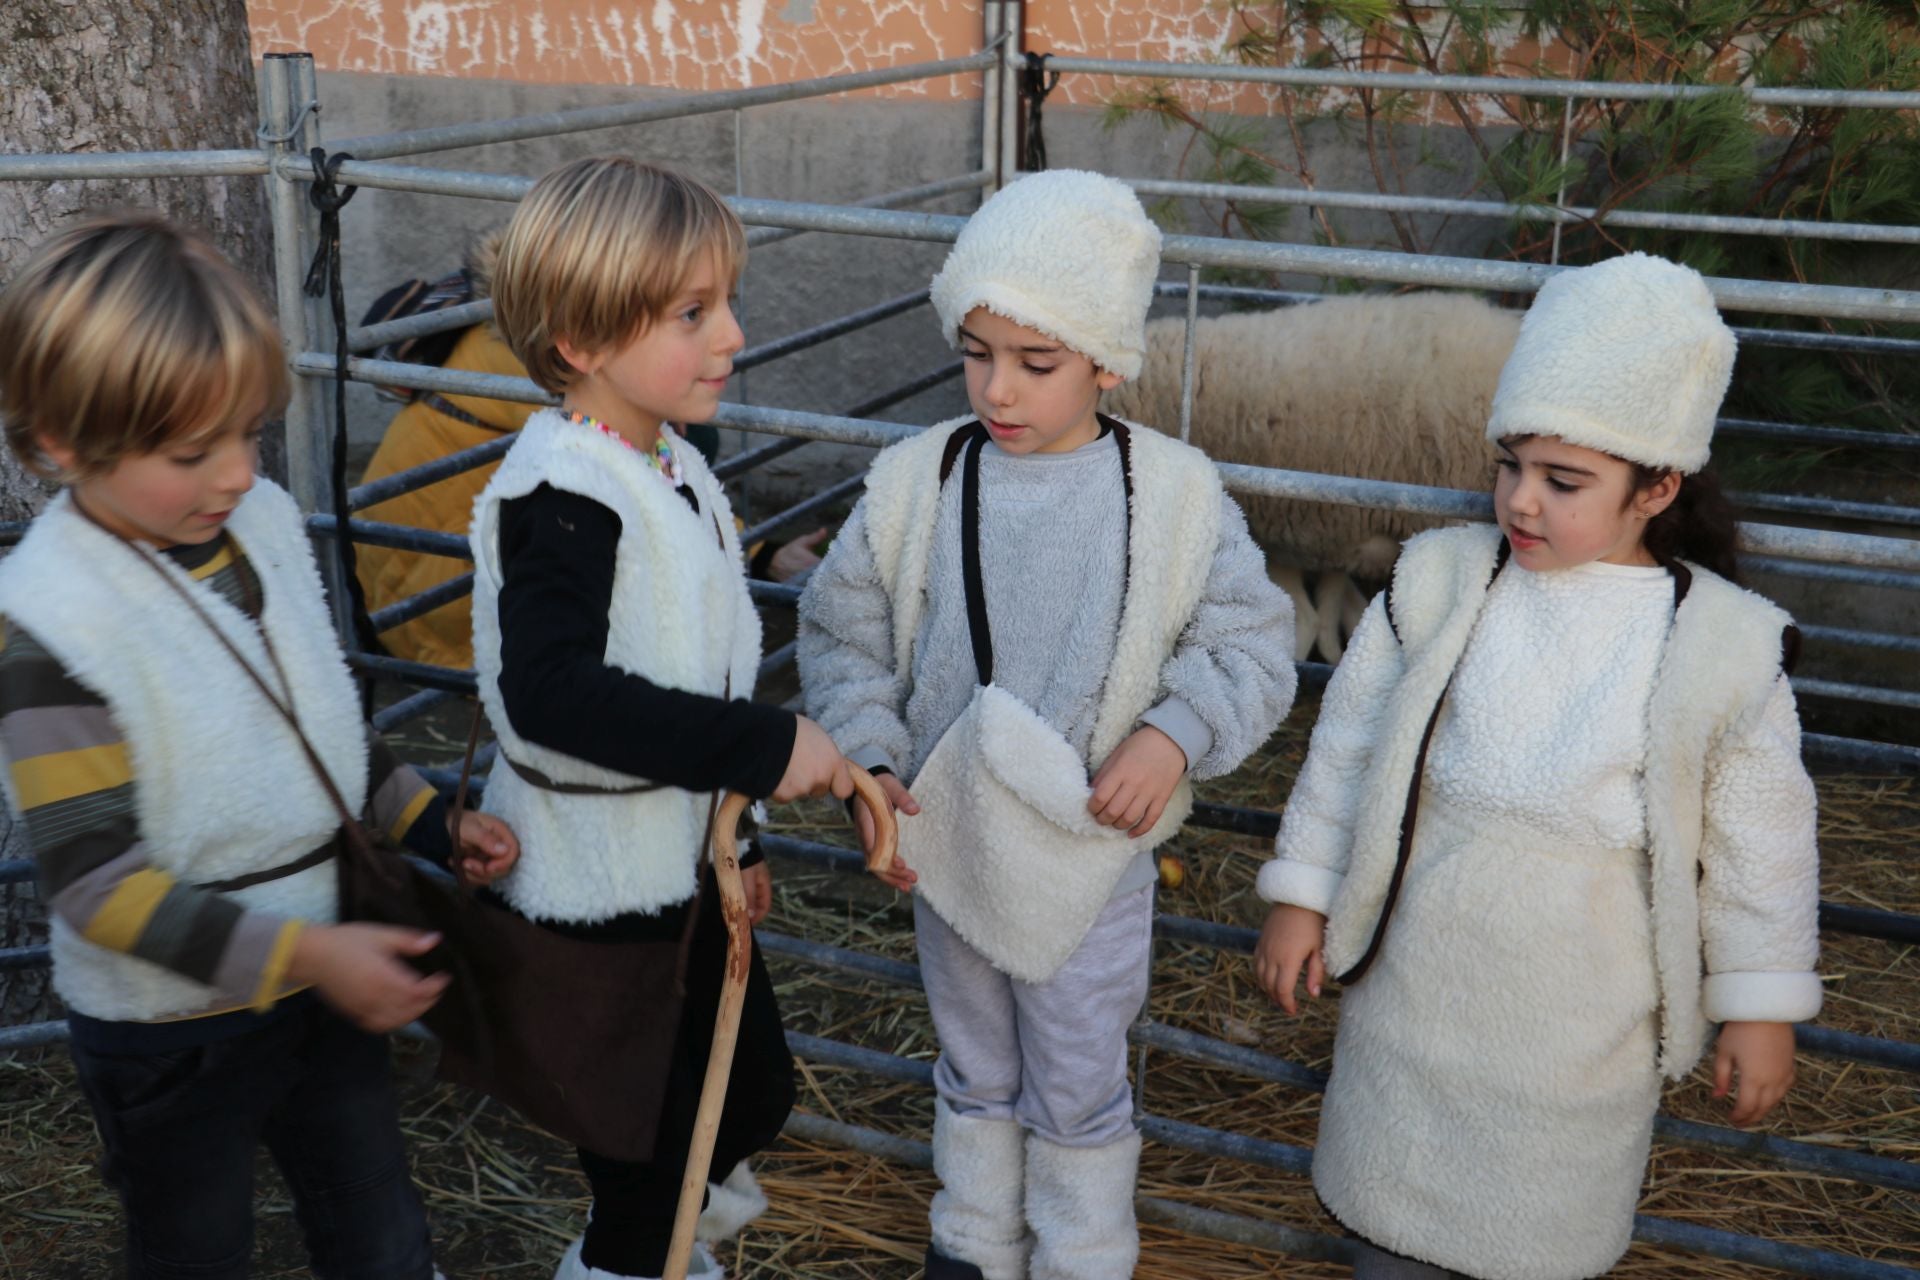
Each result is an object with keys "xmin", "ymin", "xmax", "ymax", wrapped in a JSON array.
[{"xmin": 1265, "ymin": 556, "xmax": 1818, "ymax": 1280}]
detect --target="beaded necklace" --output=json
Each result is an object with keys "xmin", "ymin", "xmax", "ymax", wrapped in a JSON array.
[{"xmin": 566, "ymin": 410, "xmax": 684, "ymax": 487}]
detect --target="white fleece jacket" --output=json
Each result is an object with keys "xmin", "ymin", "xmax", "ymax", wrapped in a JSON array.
[
  {"xmin": 471, "ymin": 410, "xmax": 761, "ymax": 922},
  {"xmin": 0, "ymin": 480, "xmax": 369, "ymax": 1021},
  {"xmin": 1259, "ymin": 523, "xmax": 1822, "ymax": 1076}
]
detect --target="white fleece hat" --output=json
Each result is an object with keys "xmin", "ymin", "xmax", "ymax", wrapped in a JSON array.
[
  {"xmin": 1486, "ymin": 252, "xmax": 1735, "ymax": 473},
  {"xmin": 931, "ymin": 169, "xmax": 1162, "ymax": 380}
]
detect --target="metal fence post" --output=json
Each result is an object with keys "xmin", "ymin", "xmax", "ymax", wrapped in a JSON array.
[
  {"xmin": 1000, "ymin": 1, "xmax": 1023, "ymax": 180},
  {"xmin": 1551, "ymin": 96, "xmax": 1577, "ymax": 265},
  {"xmin": 982, "ymin": 3, "xmax": 1006, "ymax": 192},
  {"xmin": 260, "ymin": 52, "xmax": 352, "ymax": 641},
  {"xmin": 1179, "ymin": 263, "xmax": 1201, "ymax": 442}
]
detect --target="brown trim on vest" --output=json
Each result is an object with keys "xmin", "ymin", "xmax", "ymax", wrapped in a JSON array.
[
  {"xmin": 1338, "ymin": 539, "xmax": 1508, "ymax": 986},
  {"xmin": 1344, "ymin": 542, "xmax": 1700, "ymax": 987}
]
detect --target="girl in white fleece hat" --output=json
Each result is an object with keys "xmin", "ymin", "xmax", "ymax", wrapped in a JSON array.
[
  {"xmin": 799, "ymin": 169, "xmax": 1298, "ymax": 1280},
  {"xmin": 1253, "ymin": 253, "xmax": 1822, "ymax": 1280}
]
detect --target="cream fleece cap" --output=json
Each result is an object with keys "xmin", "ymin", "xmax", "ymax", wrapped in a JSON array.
[
  {"xmin": 931, "ymin": 170, "xmax": 1162, "ymax": 380},
  {"xmin": 1486, "ymin": 252, "xmax": 1736, "ymax": 473}
]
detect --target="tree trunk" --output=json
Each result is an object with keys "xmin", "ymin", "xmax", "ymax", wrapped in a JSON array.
[{"xmin": 0, "ymin": 0, "xmax": 271, "ymax": 1029}]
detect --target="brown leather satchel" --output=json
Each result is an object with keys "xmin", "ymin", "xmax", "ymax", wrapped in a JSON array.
[{"xmin": 115, "ymin": 528, "xmax": 702, "ymax": 1162}]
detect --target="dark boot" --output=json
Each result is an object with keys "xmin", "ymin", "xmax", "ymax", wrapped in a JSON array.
[{"xmin": 925, "ymin": 1245, "xmax": 988, "ymax": 1280}]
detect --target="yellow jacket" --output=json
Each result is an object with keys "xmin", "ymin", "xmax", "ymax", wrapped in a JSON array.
[{"xmin": 356, "ymin": 325, "xmax": 533, "ymax": 669}]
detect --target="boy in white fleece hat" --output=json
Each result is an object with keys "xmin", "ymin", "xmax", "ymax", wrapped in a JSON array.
[{"xmin": 798, "ymin": 169, "xmax": 1297, "ymax": 1279}]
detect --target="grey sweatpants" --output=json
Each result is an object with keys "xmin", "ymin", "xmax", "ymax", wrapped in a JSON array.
[{"xmin": 914, "ymin": 884, "xmax": 1154, "ymax": 1148}]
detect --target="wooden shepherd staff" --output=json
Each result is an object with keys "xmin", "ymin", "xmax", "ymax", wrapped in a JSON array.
[{"xmin": 663, "ymin": 767, "xmax": 900, "ymax": 1280}]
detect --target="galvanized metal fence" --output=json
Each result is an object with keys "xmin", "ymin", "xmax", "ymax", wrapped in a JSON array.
[{"xmin": 1, "ymin": 29, "xmax": 1918, "ymax": 1278}]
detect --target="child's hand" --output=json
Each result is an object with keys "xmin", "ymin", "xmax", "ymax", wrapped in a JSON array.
[
  {"xmin": 1254, "ymin": 903, "xmax": 1326, "ymax": 1016},
  {"xmin": 1713, "ymin": 1021, "xmax": 1797, "ymax": 1126},
  {"xmin": 450, "ymin": 810, "xmax": 519, "ymax": 887},
  {"xmin": 290, "ymin": 923, "xmax": 450, "ymax": 1033},
  {"xmin": 860, "ymin": 772, "xmax": 919, "ymax": 894},
  {"xmin": 1089, "ymin": 724, "xmax": 1187, "ymax": 837},
  {"xmin": 768, "ymin": 527, "xmax": 830, "ymax": 582},
  {"xmin": 774, "ymin": 716, "xmax": 855, "ymax": 804},
  {"xmin": 743, "ymin": 861, "xmax": 772, "ymax": 926}
]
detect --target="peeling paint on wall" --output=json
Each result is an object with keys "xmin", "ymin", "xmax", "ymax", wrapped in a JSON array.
[
  {"xmin": 249, "ymin": 0, "xmax": 981, "ymax": 96},
  {"xmin": 247, "ymin": 0, "xmax": 1567, "ymax": 120}
]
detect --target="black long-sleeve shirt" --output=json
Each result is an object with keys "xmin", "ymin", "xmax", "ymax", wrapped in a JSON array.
[{"xmin": 494, "ymin": 483, "xmax": 795, "ymax": 800}]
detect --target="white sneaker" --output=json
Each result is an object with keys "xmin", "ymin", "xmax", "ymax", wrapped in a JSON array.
[{"xmin": 696, "ymin": 1161, "xmax": 770, "ymax": 1243}]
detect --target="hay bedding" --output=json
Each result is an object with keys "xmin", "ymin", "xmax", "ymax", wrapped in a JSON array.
[{"xmin": 2, "ymin": 704, "xmax": 1916, "ymax": 1277}]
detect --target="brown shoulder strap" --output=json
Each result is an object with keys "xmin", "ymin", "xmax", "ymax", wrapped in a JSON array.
[
  {"xmin": 73, "ymin": 503, "xmax": 367, "ymax": 838},
  {"xmin": 939, "ymin": 420, "xmax": 987, "ymax": 485}
]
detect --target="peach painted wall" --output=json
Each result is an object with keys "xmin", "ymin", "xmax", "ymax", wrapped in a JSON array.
[
  {"xmin": 248, "ymin": 0, "xmax": 986, "ymax": 97},
  {"xmin": 246, "ymin": 3, "xmax": 1513, "ymax": 101},
  {"xmin": 247, "ymin": 2, "xmax": 1585, "ymax": 120}
]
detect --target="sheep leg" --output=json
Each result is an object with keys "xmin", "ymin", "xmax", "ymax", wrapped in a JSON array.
[
  {"xmin": 1335, "ymin": 572, "xmax": 1369, "ymax": 653},
  {"xmin": 1310, "ymin": 571, "xmax": 1360, "ymax": 664},
  {"xmin": 1265, "ymin": 559, "xmax": 1319, "ymax": 663}
]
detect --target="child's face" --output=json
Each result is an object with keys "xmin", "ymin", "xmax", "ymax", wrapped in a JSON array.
[
  {"xmin": 560, "ymin": 253, "xmax": 743, "ymax": 445},
  {"xmin": 43, "ymin": 393, "xmax": 265, "ymax": 549},
  {"xmin": 958, "ymin": 307, "xmax": 1122, "ymax": 456},
  {"xmin": 1493, "ymin": 435, "xmax": 1677, "ymax": 572}
]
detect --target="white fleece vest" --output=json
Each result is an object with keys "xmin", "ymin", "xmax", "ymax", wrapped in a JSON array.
[
  {"xmin": 1322, "ymin": 524, "xmax": 1794, "ymax": 1076},
  {"xmin": 860, "ymin": 416, "xmax": 1223, "ymax": 773},
  {"xmin": 0, "ymin": 480, "xmax": 369, "ymax": 1021},
  {"xmin": 471, "ymin": 410, "xmax": 761, "ymax": 923},
  {"xmin": 857, "ymin": 418, "xmax": 1220, "ymax": 979}
]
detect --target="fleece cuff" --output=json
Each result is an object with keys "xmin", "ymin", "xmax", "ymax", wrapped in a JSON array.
[
  {"xmin": 1255, "ymin": 858, "xmax": 1343, "ymax": 915},
  {"xmin": 1702, "ymin": 970, "xmax": 1824, "ymax": 1025},
  {"xmin": 1138, "ymin": 697, "xmax": 1214, "ymax": 774},
  {"xmin": 848, "ymin": 744, "xmax": 899, "ymax": 777}
]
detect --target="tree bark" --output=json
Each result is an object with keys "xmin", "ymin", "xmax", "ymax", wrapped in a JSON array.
[{"xmin": 0, "ymin": 0, "xmax": 270, "ymax": 1028}]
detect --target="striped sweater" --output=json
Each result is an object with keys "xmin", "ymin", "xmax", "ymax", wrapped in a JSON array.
[{"xmin": 0, "ymin": 530, "xmax": 450, "ymax": 1021}]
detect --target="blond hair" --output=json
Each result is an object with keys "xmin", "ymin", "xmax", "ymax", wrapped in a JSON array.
[
  {"xmin": 491, "ymin": 157, "xmax": 746, "ymax": 394},
  {"xmin": 0, "ymin": 214, "xmax": 288, "ymax": 479}
]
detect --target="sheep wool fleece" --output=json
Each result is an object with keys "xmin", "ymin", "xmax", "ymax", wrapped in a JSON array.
[
  {"xmin": 1259, "ymin": 525, "xmax": 1820, "ymax": 1280},
  {"xmin": 0, "ymin": 480, "xmax": 369, "ymax": 1021},
  {"xmin": 470, "ymin": 409, "xmax": 761, "ymax": 922}
]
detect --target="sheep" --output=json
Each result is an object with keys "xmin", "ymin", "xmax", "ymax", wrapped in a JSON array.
[{"xmin": 1102, "ymin": 291, "xmax": 1518, "ymax": 660}]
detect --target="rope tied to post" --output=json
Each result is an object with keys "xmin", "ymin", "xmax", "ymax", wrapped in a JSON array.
[
  {"xmin": 1020, "ymin": 51, "xmax": 1059, "ymax": 172},
  {"xmin": 303, "ymin": 148, "xmax": 383, "ymax": 684}
]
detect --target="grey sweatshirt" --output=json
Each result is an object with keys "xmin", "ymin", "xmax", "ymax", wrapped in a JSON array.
[{"xmin": 798, "ymin": 430, "xmax": 1296, "ymax": 893}]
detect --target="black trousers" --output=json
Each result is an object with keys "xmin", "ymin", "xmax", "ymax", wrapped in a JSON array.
[
  {"xmin": 69, "ymin": 995, "xmax": 433, "ymax": 1280},
  {"xmin": 575, "ymin": 879, "xmax": 795, "ymax": 1276}
]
